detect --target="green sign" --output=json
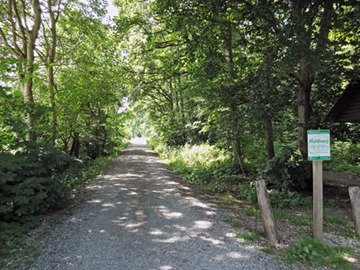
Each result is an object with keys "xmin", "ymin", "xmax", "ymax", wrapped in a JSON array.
[{"xmin": 307, "ymin": 130, "xmax": 331, "ymax": 161}]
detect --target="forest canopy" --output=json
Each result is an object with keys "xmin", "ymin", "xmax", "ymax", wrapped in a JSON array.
[{"xmin": 122, "ymin": 0, "xmax": 360, "ymax": 159}]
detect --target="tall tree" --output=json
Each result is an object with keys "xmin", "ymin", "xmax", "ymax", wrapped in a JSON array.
[
  {"xmin": 0, "ymin": 0, "xmax": 42, "ymax": 141},
  {"xmin": 36, "ymin": 0, "xmax": 64, "ymax": 144},
  {"xmin": 248, "ymin": 0, "xmax": 344, "ymax": 158}
]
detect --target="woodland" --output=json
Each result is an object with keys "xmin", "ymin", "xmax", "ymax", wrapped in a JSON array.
[{"xmin": 0, "ymin": 0, "xmax": 360, "ymax": 268}]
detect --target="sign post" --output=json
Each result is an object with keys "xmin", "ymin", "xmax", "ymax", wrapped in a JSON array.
[{"xmin": 307, "ymin": 130, "xmax": 331, "ymax": 241}]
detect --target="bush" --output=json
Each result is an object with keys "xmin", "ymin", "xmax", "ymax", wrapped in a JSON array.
[
  {"xmin": 239, "ymin": 182, "xmax": 257, "ymax": 203},
  {"xmin": 0, "ymin": 141, "xmax": 120, "ymax": 258},
  {"xmin": 324, "ymin": 141, "xmax": 360, "ymax": 175},
  {"xmin": 268, "ymin": 189, "xmax": 312, "ymax": 209},
  {"xmin": 0, "ymin": 143, "xmax": 78, "ymax": 222},
  {"xmin": 258, "ymin": 147, "xmax": 311, "ymax": 191}
]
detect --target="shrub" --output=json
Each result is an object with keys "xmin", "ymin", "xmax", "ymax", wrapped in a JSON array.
[
  {"xmin": 239, "ymin": 182, "xmax": 257, "ymax": 203},
  {"xmin": 0, "ymin": 141, "xmax": 119, "ymax": 257},
  {"xmin": 258, "ymin": 147, "xmax": 311, "ymax": 191},
  {"xmin": 0, "ymin": 143, "xmax": 78, "ymax": 222},
  {"xmin": 268, "ymin": 189, "xmax": 312, "ymax": 209},
  {"xmin": 324, "ymin": 141, "xmax": 360, "ymax": 175}
]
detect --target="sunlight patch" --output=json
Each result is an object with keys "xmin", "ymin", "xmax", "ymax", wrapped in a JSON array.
[
  {"xmin": 225, "ymin": 232, "xmax": 236, "ymax": 238},
  {"xmin": 149, "ymin": 229, "xmax": 164, "ymax": 235},
  {"xmin": 158, "ymin": 206, "xmax": 183, "ymax": 219},
  {"xmin": 194, "ymin": 220, "xmax": 212, "ymax": 229},
  {"xmin": 155, "ymin": 235, "xmax": 190, "ymax": 243},
  {"xmin": 135, "ymin": 210, "xmax": 144, "ymax": 216},
  {"xmin": 165, "ymin": 181, "xmax": 178, "ymax": 185},
  {"xmin": 101, "ymin": 203, "xmax": 115, "ymax": 207},
  {"xmin": 227, "ymin": 252, "xmax": 248, "ymax": 259},
  {"xmin": 87, "ymin": 199, "xmax": 102, "ymax": 203},
  {"xmin": 184, "ymin": 197, "xmax": 210, "ymax": 209},
  {"xmin": 161, "ymin": 211, "xmax": 183, "ymax": 219},
  {"xmin": 126, "ymin": 222, "xmax": 144, "ymax": 228},
  {"xmin": 162, "ymin": 188, "xmax": 175, "ymax": 192},
  {"xmin": 200, "ymin": 236, "xmax": 224, "ymax": 245},
  {"xmin": 173, "ymin": 225, "xmax": 187, "ymax": 231}
]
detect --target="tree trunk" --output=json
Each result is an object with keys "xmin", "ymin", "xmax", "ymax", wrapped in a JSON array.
[
  {"xmin": 47, "ymin": 67, "xmax": 57, "ymax": 144},
  {"xmin": 47, "ymin": 0, "xmax": 58, "ymax": 145},
  {"xmin": 49, "ymin": 80, "xmax": 57, "ymax": 145},
  {"xmin": 22, "ymin": 27, "xmax": 38, "ymax": 141},
  {"xmin": 0, "ymin": 0, "xmax": 42, "ymax": 141},
  {"xmin": 224, "ymin": 22, "xmax": 243, "ymax": 165},
  {"xmin": 25, "ymin": 0, "xmax": 41, "ymax": 141},
  {"xmin": 20, "ymin": 79, "xmax": 36, "ymax": 141},
  {"xmin": 233, "ymin": 133, "xmax": 242, "ymax": 163},
  {"xmin": 70, "ymin": 132, "xmax": 80, "ymax": 158},
  {"xmin": 266, "ymin": 117, "xmax": 275, "ymax": 159},
  {"xmin": 297, "ymin": 57, "xmax": 313, "ymax": 159},
  {"xmin": 178, "ymin": 75, "xmax": 184, "ymax": 123}
]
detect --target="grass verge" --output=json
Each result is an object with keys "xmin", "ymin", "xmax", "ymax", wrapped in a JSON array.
[{"xmin": 285, "ymin": 237, "xmax": 359, "ymax": 270}]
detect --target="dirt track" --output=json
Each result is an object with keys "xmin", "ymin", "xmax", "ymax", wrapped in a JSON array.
[{"xmin": 27, "ymin": 140, "xmax": 288, "ymax": 270}]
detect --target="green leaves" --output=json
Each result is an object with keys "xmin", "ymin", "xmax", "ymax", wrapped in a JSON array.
[
  {"xmin": 285, "ymin": 237, "xmax": 355, "ymax": 269},
  {"xmin": 257, "ymin": 147, "xmax": 311, "ymax": 191},
  {"xmin": 0, "ymin": 143, "xmax": 77, "ymax": 222}
]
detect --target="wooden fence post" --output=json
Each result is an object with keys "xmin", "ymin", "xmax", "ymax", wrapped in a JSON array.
[
  {"xmin": 255, "ymin": 179, "xmax": 279, "ymax": 245},
  {"xmin": 349, "ymin": 186, "xmax": 360, "ymax": 235},
  {"xmin": 313, "ymin": 160, "xmax": 323, "ymax": 241}
]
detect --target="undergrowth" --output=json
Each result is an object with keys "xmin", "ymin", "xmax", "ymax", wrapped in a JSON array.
[
  {"xmin": 149, "ymin": 139, "xmax": 359, "ymax": 269},
  {"xmin": 0, "ymin": 141, "xmax": 130, "ymax": 264},
  {"xmin": 236, "ymin": 231, "xmax": 260, "ymax": 242},
  {"xmin": 285, "ymin": 237, "xmax": 358, "ymax": 270},
  {"xmin": 150, "ymin": 140, "xmax": 312, "ymax": 209},
  {"xmin": 324, "ymin": 141, "xmax": 360, "ymax": 175}
]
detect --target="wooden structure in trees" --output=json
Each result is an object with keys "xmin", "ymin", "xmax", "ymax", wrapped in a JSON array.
[
  {"xmin": 325, "ymin": 79, "xmax": 360, "ymax": 122},
  {"xmin": 324, "ymin": 79, "xmax": 360, "ymax": 236}
]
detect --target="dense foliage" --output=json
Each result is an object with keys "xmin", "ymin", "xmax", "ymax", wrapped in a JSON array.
[
  {"xmin": 0, "ymin": 0, "xmax": 130, "ymax": 255},
  {"xmin": 1, "ymin": 0, "xmax": 359, "ymax": 264},
  {"xmin": 0, "ymin": 143, "xmax": 76, "ymax": 222},
  {"xmin": 119, "ymin": 0, "xmax": 359, "ymax": 188},
  {"xmin": 1, "ymin": 0, "xmax": 358, "ymax": 221}
]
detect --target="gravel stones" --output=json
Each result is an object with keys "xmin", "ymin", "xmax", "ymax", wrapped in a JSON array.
[{"xmin": 27, "ymin": 141, "xmax": 288, "ymax": 270}]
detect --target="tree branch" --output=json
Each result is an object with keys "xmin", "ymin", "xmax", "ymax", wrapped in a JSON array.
[
  {"xmin": 0, "ymin": 27, "xmax": 22, "ymax": 57},
  {"xmin": 7, "ymin": 0, "xmax": 25, "ymax": 56},
  {"xmin": 31, "ymin": 0, "xmax": 42, "ymax": 41}
]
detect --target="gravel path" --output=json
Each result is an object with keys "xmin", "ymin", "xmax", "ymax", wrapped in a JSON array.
[{"xmin": 27, "ymin": 140, "xmax": 289, "ymax": 270}]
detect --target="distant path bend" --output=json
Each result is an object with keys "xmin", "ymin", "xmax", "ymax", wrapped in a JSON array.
[{"xmin": 28, "ymin": 139, "xmax": 288, "ymax": 270}]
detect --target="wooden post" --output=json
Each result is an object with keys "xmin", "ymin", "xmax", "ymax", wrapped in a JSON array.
[
  {"xmin": 255, "ymin": 179, "xmax": 279, "ymax": 245},
  {"xmin": 349, "ymin": 186, "xmax": 360, "ymax": 235},
  {"xmin": 313, "ymin": 160, "xmax": 323, "ymax": 241}
]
